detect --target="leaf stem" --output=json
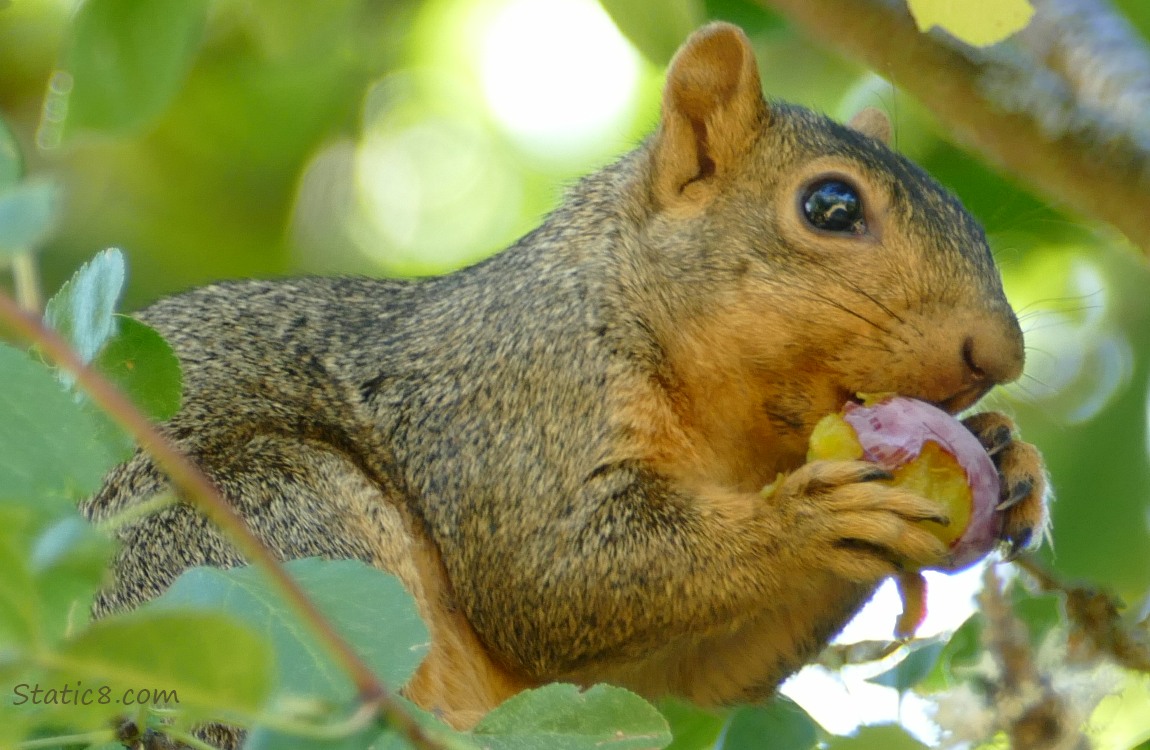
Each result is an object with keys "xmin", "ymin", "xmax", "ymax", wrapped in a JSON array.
[
  {"xmin": 216, "ymin": 700, "xmax": 455, "ymax": 745},
  {"xmin": 0, "ymin": 289, "xmax": 446, "ymax": 750},
  {"xmin": 93, "ymin": 490, "xmax": 177, "ymax": 532},
  {"xmin": 12, "ymin": 251, "xmax": 42, "ymax": 313},
  {"xmin": 16, "ymin": 729, "xmax": 116, "ymax": 748}
]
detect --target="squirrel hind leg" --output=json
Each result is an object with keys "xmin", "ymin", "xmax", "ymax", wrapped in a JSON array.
[
  {"xmin": 402, "ymin": 530, "xmax": 534, "ymax": 728},
  {"xmin": 90, "ymin": 434, "xmax": 527, "ymax": 730},
  {"xmin": 238, "ymin": 449, "xmax": 528, "ymax": 726}
]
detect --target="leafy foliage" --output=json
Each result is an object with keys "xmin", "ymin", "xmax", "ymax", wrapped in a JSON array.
[
  {"xmin": 866, "ymin": 639, "xmax": 946, "ymax": 693},
  {"xmin": 95, "ymin": 315, "xmax": 182, "ymax": 422},
  {"xmin": 62, "ymin": 0, "xmax": 209, "ymax": 136},
  {"xmin": 473, "ymin": 683, "xmax": 672, "ymax": 749},
  {"xmin": 0, "ymin": 248, "xmax": 677, "ymax": 747},
  {"xmin": 825, "ymin": 724, "xmax": 929, "ymax": 750},
  {"xmin": 906, "ymin": 0, "xmax": 1034, "ymax": 46},
  {"xmin": 0, "ymin": 179, "xmax": 60, "ymax": 257},
  {"xmin": 658, "ymin": 700, "xmax": 726, "ymax": 750},
  {"xmin": 0, "ymin": 114, "xmax": 20, "ymax": 188},
  {"xmin": 719, "ymin": 698, "xmax": 819, "ymax": 750},
  {"xmin": 599, "ymin": 0, "xmax": 703, "ymax": 64},
  {"xmin": 0, "ymin": 343, "xmax": 116, "ymax": 502},
  {"xmin": 44, "ymin": 247, "xmax": 126, "ymax": 366},
  {"xmin": 152, "ymin": 560, "xmax": 431, "ymax": 700}
]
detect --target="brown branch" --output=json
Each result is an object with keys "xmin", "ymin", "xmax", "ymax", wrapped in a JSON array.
[
  {"xmin": 760, "ymin": 0, "xmax": 1150, "ymax": 253},
  {"xmin": 978, "ymin": 566, "xmax": 1089, "ymax": 750},
  {"xmin": 0, "ymin": 291, "xmax": 446, "ymax": 750},
  {"xmin": 1021, "ymin": 0, "xmax": 1150, "ymax": 134},
  {"xmin": 1016, "ymin": 554, "xmax": 1150, "ymax": 672}
]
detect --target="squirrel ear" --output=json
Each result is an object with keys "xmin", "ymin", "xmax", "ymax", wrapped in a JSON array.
[
  {"xmin": 653, "ymin": 22, "xmax": 767, "ymax": 207},
  {"xmin": 848, "ymin": 107, "xmax": 892, "ymax": 145}
]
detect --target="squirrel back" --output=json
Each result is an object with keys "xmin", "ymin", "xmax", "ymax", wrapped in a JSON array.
[{"xmin": 83, "ymin": 21, "xmax": 1048, "ymax": 738}]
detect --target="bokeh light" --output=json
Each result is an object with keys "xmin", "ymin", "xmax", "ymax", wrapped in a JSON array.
[
  {"xmin": 1004, "ymin": 251, "xmax": 1131, "ymax": 423},
  {"xmin": 354, "ymin": 103, "xmax": 522, "ymax": 274},
  {"xmin": 478, "ymin": 0, "xmax": 641, "ymax": 159}
]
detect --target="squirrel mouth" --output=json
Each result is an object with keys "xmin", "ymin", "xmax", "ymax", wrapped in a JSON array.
[
  {"xmin": 839, "ymin": 384, "xmax": 992, "ymax": 416},
  {"xmin": 934, "ymin": 384, "xmax": 994, "ymax": 415}
]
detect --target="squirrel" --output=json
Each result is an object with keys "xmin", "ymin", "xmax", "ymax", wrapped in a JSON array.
[{"xmin": 82, "ymin": 21, "xmax": 1049, "ymax": 743}]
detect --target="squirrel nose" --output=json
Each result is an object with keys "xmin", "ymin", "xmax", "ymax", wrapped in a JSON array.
[{"xmin": 961, "ymin": 319, "xmax": 1024, "ymax": 386}]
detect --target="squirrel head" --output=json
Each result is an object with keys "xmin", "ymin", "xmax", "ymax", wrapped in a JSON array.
[{"xmin": 633, "ymin": 22, "xmax": 1024, "ymax": 472}]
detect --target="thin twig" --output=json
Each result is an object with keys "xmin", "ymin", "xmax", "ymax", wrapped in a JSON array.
[
  {"xmin": 0, "ymin": 290, "xmax": 446, "ymax": 750},
  {"xmin": 1016, "ymin": 554, "xmax": 1150, "ymax": 672},
  {"xmin": 16, "ymin": 730, "xmax": 117, "ymax": 749}
]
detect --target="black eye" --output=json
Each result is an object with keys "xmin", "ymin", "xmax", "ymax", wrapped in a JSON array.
[{"xmin": 801, "ymin": 179, "xmax": 866, "ymax": 234}]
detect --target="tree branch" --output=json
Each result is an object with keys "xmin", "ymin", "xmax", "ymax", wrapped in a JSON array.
[
  {"xmin": 760, "ymin": 0, "xmax": 1150, "ymax": 253},
  {"xmin": 1016, "ymin": 554, "xmax": 1150, "ymax": 672},
  {"xmin": 977, "ymin": 566, "xmax": 1089, "ymax": 750},
  {"xmin": 1020, "ymin": 0, "xmax": 1150, "ymax": 142}
]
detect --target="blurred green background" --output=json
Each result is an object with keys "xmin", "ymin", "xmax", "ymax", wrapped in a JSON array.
[{"xmin": 0, "ymin": 0, "xmax": 1148, "ymax": 724}]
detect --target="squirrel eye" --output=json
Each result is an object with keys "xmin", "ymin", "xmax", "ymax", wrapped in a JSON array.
[{"xmin": 801, "ymin": 179, "xmax": 866, "ymax": 234}]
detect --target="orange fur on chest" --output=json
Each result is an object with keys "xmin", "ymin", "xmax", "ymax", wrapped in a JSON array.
[{"xmin": 621, "ymin": 306, "xmax": 837, "ymax": 496}]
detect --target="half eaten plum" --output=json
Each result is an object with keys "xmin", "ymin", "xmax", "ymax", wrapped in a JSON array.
[{"xmin": 807, "ymin": 394, "xmax": 1003, "ymax": 572}]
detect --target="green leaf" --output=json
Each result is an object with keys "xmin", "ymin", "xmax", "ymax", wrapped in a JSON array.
[
  {"xmin": 0, "ymin": 115, "xmax": 21, "ymax": 189},
  {"xmin": 0, "ymin": 506, "xmax": 41, "ymax": 648},
  {"xmin": 0, "ymin": 507, "xmax": 110, "ymax": 665},
  {"xmin": 703, "ymin": 0, "xmax": 786, "ymax": 37},
  {"xmin": 824, "ymin": 723, "xmax": 929, "ymax": 750},
  {"xmin": 920, "ymin": 614, "xmax": 982, "ymax": 691},
  {"xmin": 81, "ymin": 315, "xmax": 182, "ymax": 462},
  {"xmin": 1011, "ymin": 587, "xmax": 1063, "ymax": 646},
  {"xmin": 866, "ymin": 640, "xmax": 946, "ymax": 693},
  {"xmin": 0, "ymin": 343, "xmax": 117, "ymax": 503},
  {"xmin": 245, "ymin": 719, "xmax": 421, "ymax": 750},
  {"xmin": 243, "ymin": 695, "xmax": 452, "ymax": 750},
  {"xmin": 598, "ymin": 0, "xmax": 704, "ymax": 65},
  {"xmin": 906, "ymin": 0, "xmax": 1034, "ymax": 47},
  {"xmin": 150, "ymin": 559, "xmax": 429, "ymax": 701},
  {"xmin": 0, "ymin": 179, "xmax": 61, "ymax": 257},
  {"xmin": 719, "ymin": 697, "xmax": 818, "ymax": 750},
  {"xmin": 94, "ymin": 316, "xmax": 182, "ymax": 422},
  {"xmin": 31, "ymin": 514, "xmax": 113, "ymax": 576},
  {"xmin": 245, "ymin": 727, "xmax": 387, "ymax": 750},
  {"xmin": 63, "ymin": 0, "xmax": 208, "ymax": 135},
  {"xmin": 1088, "ymin": 671, "xmax": 1150, "ymax": 750},
  {"xmin": 920, "ymin": 586, "xmax": 1065, "ymax": 692},
  {"xmin": 39, "ymin": 610, "xmax": 273, "ymax": 729},
  {"xmin": 44, "ymin": 247, "xmax": 126, "ymax": 366},
  {"xmin": 657, "ymin": 698, "xmax": 726, "ymax": 750},
  {"xmin": 30, "ymin": 514, "xmax": 114, "ymax": 642},
  {"xmin": 474, "ymin": 683, "xmax": 670, "ymax": 749}
]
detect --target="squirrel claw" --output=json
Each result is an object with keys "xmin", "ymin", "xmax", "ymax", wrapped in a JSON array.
[
  {"xmin": 860, "ymin": 467, "xmax": 894, "ymax": 483},
  {"xmin": 995, "ymin": 477, "xmax": 1034, "ymax": 511},
  {"xmin": 964, "ymin": 411, "xmax": 1049, "ymax": 557},
  {"xmin": 1003, "ymin": 527, "xmax": 1034, "ymax": 561},
  {"xmin": 985, "ymin": 425, "xmax": 1013, "ymax": 456}
]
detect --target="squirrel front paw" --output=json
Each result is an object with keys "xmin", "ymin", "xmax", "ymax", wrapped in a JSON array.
[
  {"xmin": 961, "ymin": 411, "xmax": 1050, "ymax": 557},
  {"xmin": 764, "ymin": 460, "xmax": 951, "ymax": 582}
]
